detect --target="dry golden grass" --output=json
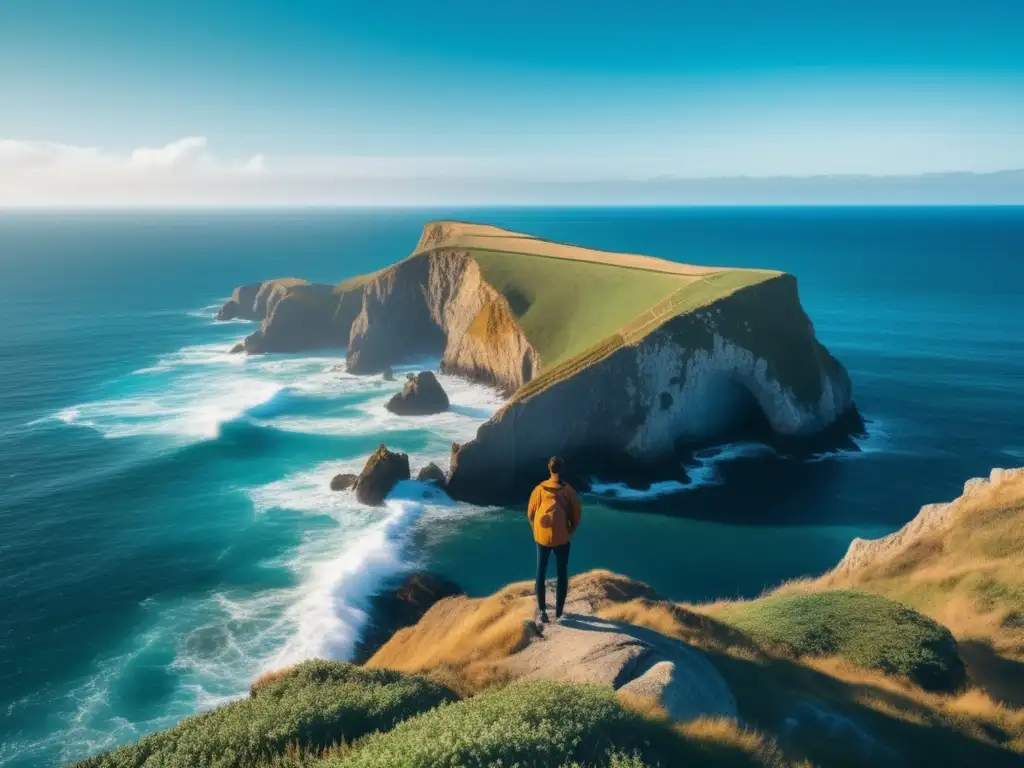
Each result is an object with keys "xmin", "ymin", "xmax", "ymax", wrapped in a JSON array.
[
  {"xmin": 366, "ymin": 570, "xmax": 658, "ymax": 694},
  {"xmin": 413, "ymin": 220, "xmax": 733, "ymax": 277},
  {"xmin": 606, "ymin": 588, "xmax": 1024, "ymax": 765},
  {"xmin": 677, "ymin": 718, "xmax": 798, "ymax": 768},
  {"xmin": 616, "ymin": 691, "xmax": 671, "ymax": 722},
  {"xmin": 365, "ymin": 468, "xmax": 1024, "ymax": 767},
  {"xmin": 365, "ymin": 584, "xmax": 535, "ymax": 694},
  {"xmin": 783, "ymin": 469, "xmax": 1024, "ymax": 661}
]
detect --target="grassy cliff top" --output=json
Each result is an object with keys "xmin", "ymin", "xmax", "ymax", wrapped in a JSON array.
[
  {"xmin": 414, "ymin": 221, "xmax": 780, "ymax": 373},
  {"xmin": 789, "ymin": 467, "xmax": 1024, "ymax": 658}
]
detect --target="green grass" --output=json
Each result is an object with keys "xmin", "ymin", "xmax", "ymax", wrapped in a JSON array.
[
  {"xmin": 715, "ymin": 591, "xmax": 966, "ymax": 691},
  {"xmin": 509, "ymin": 270, "xmax": 781, "ymax": 404},
  {"xmin": 72, "ymin": 661, "xmax": 455, "ymax": 768},
  {"xmin": 468, "ymin": 249, "xmax": 695, "ymax": 370},
  {"xmin": 324, "ymin": 680, "xmax": 766, "ymax": 768}
]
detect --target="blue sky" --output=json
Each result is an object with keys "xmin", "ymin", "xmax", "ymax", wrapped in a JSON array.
[{"xmin": 1, "ymin": 0, "xmax": 1023, "ymax": 204}]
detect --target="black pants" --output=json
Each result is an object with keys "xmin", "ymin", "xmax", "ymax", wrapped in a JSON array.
[{"xmin": 536, "ymin": 542, "xmax": 570, "ymax": 616}]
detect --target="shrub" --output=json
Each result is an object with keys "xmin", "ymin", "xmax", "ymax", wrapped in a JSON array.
[
  {"xmin": 326, "ymin": 680, "xmax": 768, "ymax": 768},
  {"xmin": 715, "ymin": 590, "xmax": 966, "ymax": 691},
  {"xmin": 72, "ymin": 661, "xmax": 456, "ymax": 768}
]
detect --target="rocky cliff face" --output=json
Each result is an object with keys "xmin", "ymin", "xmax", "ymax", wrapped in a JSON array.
[
  {"xmin": 833, "ymin": 467, "xmax": 1024, "ymax": 575},
  {"xmin": 447, "ymin": 274, "xmax": 861, "ymax": 503},
  {"xmin": 218, "ymin": 229, "xmax": 860, "ymax": 504},
  {"xmin": 219, "ymin": 252, "xmax": 538, "ymax": 394}
]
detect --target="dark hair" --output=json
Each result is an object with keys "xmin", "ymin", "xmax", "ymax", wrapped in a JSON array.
[{"xmin": 548, "ymin": 456, "xmax": 563, "ymax": 475}]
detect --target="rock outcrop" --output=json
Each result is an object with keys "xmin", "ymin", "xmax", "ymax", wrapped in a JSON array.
[
  {"xmin": 386, "ymin": 371, "xmax": 450, "ymax": 416},
  {"xmin": 508, "ymin": 606, "xmax": 738, "ymax": 723},
  {"xmin": 216, "ymin": 282, "xmax": 262, "ymax": 321},
  {"xmin": 218, "ymin": 222, "xmax": 861, "ymax": 502},
  {"xmin": 415, "ymin": 462, "xmax": 446, "ymax": 486},
  {"xmin": 355, "ymin": 445, "xmax": 411, "ymax": 506},
  {"xmin": 352, "ymin": 573, "xmax": 463, "ymax": 663},
  {"xmin": 834, "ymin": 467, "xmax": 1024, "ymax": 574},
  {"xmin": 367, "ymin": 570, "xmax": 737, "ymax": 723},
  {"xmin": 447, "ymin": 273, "xmax": 861, "ymax": 504},
  {"xmin": 329, "ymin": 473, "xmax": 359, "ymax": 492}
]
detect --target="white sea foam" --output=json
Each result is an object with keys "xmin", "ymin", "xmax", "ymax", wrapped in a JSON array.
[
  {"xmin": 241, "ymin": 467, "xmax": 471, "ymax": 673},
  {"xmin": 590, "ymin": 441, "xmax": 776, "ymax": 500},
  {"xmin": 55, "ymin": 378, "xmax": 284, "ymax": 440}
]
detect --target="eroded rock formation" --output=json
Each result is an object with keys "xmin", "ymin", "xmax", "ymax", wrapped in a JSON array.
[
  {"xmin": 352, "ymin": 573, "xmax": 463, "ymax": 663},
  {"xmin": 447, "ymin": 274, "xmax": 862, "ymax": 504},
  {"xmin": 355, "ymin": 445, "xmax": 410, "ymax": 506},
  {"xmin": 218, "ymin": 223, "xmax": 862, "ymax": 503},
  {"xmin": 415, "ymin": 462, "xmax": 447, "ymax": 487},
  {"xmin": 329, "ymin": 473, "xmax": 358, "ymax": 492},
  {"xmin": 217, "ymin": 252, "xmax": 538, "ymax": 394},
  {"xmin": 834, "ymin": 467, "xmax": 1024, "ymax": 574},
  {"xmin": 386, "ymin": 371, "xmax": 450, "ymax": 416}
]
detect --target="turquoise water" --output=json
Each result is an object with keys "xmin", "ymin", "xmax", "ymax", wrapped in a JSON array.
[{"xmin": 1, "ymin": 208, "xmax": 1023, "ymax": 765}]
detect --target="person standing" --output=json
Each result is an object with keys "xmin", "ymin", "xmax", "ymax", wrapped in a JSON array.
[{"xmin": 527, "ymin": 456, "xmax": 583, "ymax": 623}]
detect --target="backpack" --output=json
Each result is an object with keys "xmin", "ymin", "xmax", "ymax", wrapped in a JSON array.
[{"xmin": 536, "ymin": 483, "xmax": 569, "ymax": 536}]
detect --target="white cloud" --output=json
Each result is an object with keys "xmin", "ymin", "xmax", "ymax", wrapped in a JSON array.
[
  {"xmin": 129, "ymin": 136, "xmax": 209, "ymax": 170},
  {"xmin": 0, "ymin": 135, "xmax": 1021, "ymax": 206},
  {"xmin": 0, "ymin": 139, "xmax": 101, "ymax": 170}
]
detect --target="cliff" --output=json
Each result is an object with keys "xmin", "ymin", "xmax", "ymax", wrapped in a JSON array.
[
  {"xmin": 219, "ymin": 221, "xmax": 862, "ymax": 501},
  {"xmin": 807, "ymin": 466, "xmax": 1024, "ymax": 658}
]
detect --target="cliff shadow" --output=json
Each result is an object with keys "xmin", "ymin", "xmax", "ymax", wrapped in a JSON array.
[
  {"xmin": 959, "ymin": 638, "xmax": 1024, "ymax": 708},
  {"xmin": 702, "ymin": 649, "xmax": 1024, "ymax": 768}
]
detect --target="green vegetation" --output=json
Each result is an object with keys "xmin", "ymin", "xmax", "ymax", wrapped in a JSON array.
[
  {"xmin": 469, "ymin": 249, "xmax": 694, "ymax": 370},
  {"xmin": 72, "ymin": 661, "xmax": 455, "ymax": 768},
  {"xmin": 715, "ymin": 590, "xmax": 966, "ymax": 691},
  {"xmin": 325, "ymin": 681, "xmax": 770, "ymax": 768},
  {"xmin": 509, "ymin": 269, "xmax": 782, "ymax": 404}
]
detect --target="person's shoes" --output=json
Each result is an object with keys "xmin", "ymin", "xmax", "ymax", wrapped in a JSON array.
[
  {"xmin": 538, "ymin": 610, "xmax": 550, "ymax": 624},
  {"xmin": 555, "ymin": 612, "xmax": 565, "ymax": 624}
]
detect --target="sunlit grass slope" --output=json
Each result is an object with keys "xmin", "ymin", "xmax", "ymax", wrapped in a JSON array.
[
  {"xmin": 414, "ymin": 221, "xmax": 780, "ymax": 373},
  {"xmin": 785, "ymin": 468, "xmax": 1024, "ymax": 658},
  {"xmin": 71, "ymin": 661, "xmax": 455, "ymax": 768},
  {"xmin": 323, "ymin": 681, "xmax": 780, "ymax": 768}
]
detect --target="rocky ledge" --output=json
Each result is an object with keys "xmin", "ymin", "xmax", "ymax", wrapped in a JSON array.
[{"xmin": 220, "ymin": 222, "xmax": 863, "ymax": 504}]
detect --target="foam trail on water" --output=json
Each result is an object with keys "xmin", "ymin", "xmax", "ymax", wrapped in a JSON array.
[
  {"xmin": 49, "ymin": 342, "xmax": 356, "ymax": 441},
  {"xmin": 590, "ymin": 441, "xmax": 776, "ymax": 500},
  {"xmin": 54, "ymin": 379, "xmax": 284, "ymax": 440},
  {"xmin": 244, "ymin": 466, "xmax": 471, "ymax": 673}
]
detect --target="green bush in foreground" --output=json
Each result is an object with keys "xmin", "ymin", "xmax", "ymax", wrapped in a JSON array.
[
  {"xmin": 716, "ymin": 590, "xmax": 966, "ymax": 691},
  {"xmin": 73, "ymin": 661, "xmax": 456, "ymax": 768},
  {"xmin": 326, "ymin": 680, "xmax": 710, "ymax": 768}
]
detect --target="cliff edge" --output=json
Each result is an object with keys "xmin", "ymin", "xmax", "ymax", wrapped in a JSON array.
[{"xmin": 219, "ymin": 221, "xmax": 862, "ymax": 502}]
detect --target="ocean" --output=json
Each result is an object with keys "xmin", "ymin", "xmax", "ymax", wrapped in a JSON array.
[{"xmin": 1, "ymin": 207, "xmax": 1022, "ymax": 766}]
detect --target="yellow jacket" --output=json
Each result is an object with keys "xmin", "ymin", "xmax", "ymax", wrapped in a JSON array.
[{"xmin": 527, "ymin": 477, "xmax": 582, "ymax": 547}]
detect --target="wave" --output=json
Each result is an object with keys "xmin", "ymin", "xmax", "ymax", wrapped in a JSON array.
[
  {"xmin": 54, "ymin": 379, "xmax": 285, "ymax": 440},
  {"xmin": 239, "ymin": 467, "xmax": 469, "ymax": 670},
  {"xmin": 589, "ymin": 441, "xmax": 776, "ymax": 501}
]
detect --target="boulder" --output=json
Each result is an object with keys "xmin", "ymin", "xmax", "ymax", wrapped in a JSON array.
[
  {"xmin": 415, "ymin": 462, "xmax": 447, "ymax": 487},
  {"xmin": 382, "ymin": 367, "xmax": 395, "ymax": 381},
  {"xmin": 352, "ymin": 573, "xmax": 463, "ymax": 662},
  {"xmin": 329, "ymin": 473, "xmax": 359, "ymax": 492},
  {"xmin": 355, "ymin": 445, "xmax": 411, "ymax": 506},
  {"xmin": 509, "ymin": 595, "xmax": 737, "ymax": 723},
  {"xmin": 386, "ymin": 371, "xmax": 450, "ymax": 416},
  {"xmin": 229, "ymin": 342, "xmax": 245, "ymax": 354}
]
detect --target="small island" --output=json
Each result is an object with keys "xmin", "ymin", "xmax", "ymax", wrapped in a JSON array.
[{"xmin": 217, "ymin": 221, "xmax": 862, "ymax": 503}]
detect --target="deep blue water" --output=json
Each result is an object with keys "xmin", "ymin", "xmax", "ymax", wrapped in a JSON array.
[{"xmin": 1, "ymin": 208, "xmax": 1022, "ymax": 766}]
